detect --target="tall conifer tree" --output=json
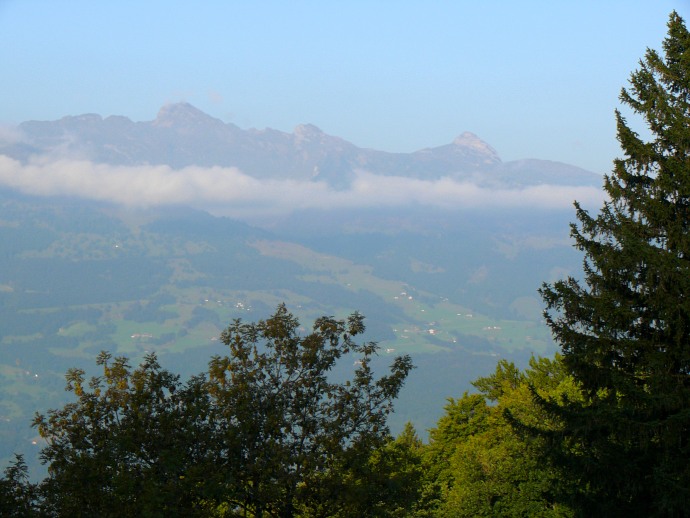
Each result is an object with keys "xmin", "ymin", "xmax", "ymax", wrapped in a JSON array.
[{"xmin": 539, "ymin": 11, "xmax": 690, "ymax": 515}]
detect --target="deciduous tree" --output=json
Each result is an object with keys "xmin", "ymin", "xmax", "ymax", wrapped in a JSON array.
[
  {"xmin": 422, "ymin": 357, "xmax": 576, "ymax": 517},
  {"xmin": 206, "ymin": 304, "xmax": 414, "ymax": 516},
  {"xmin": 33, "ymin": 352, "xmax": 214, "ymax": 516},
  {"xmin": 19, "ymin": 305, "xmax": 413, "ymax": 516}
]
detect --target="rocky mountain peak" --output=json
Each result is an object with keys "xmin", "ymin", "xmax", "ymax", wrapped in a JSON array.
[
  {"xmin": 294, "ymin": 124, "xmax": 325, "ymax": 139},
  {"xmin": 153, "ymin": 102, "xmax": 224, "ymax": 128},
  {"xmin": 452, "ymin": 131, "xmax": 499, "ymax": 159},
  {"xmin": 453, "ymin": 131, "xmax": 496, "ymax": 154}
]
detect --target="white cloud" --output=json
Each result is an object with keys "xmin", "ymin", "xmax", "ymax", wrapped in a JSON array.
[
  {"xmin": 0, "ymin": 125, "xmax": 24, "ymax": 145},
  {"xmin": 0, "ymin": 155, "xmax": 605, "ymax": 218}
]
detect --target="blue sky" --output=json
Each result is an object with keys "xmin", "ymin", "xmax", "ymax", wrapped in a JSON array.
[{"xmin": 0, "ymin": 1, "xmax": 686, "ymax": 174}]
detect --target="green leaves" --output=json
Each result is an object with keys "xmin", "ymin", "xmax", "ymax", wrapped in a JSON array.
[
  {"xmin": 422, "ymin": 356, "xmax": 575, "ymax": 517},
  {"xmin": 9, "ymin": 305, "xmax": 413, "ymax": 516},
  {"xmin": 30, "ymin": 349, "xmax": 213, "ymax": 516},
  {"xmin": 208, "ymin": 304, "xmax": 413, "ymax": 516}
]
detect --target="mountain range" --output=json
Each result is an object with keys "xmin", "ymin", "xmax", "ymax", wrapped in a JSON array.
[{"xmin": 1, "ymin": 102, "xmax": 600, "ymax": 189}]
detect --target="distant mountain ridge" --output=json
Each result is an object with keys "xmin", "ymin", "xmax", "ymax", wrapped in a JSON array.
[{"xmin": 1, "ymin": 102, "xmax": 601, "ymax": 188}]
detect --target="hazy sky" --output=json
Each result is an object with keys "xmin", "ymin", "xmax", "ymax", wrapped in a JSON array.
[{"xmin": 0, "ymin": 1, "xmax": 687, "ymax": 175}]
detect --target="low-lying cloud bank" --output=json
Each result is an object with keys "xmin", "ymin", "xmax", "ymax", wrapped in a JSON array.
[{"xmin": 0, "ymin": 155, "xmax": 605, "ymax": 218}]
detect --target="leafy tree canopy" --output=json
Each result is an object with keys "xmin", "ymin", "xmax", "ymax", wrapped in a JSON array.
[
  {"xmin": 4, "ymin": 305, "xmax": 413, "ymax": 517},
  {"xmin": 421, "ymin": 356, "xmax": 577, "ymax": 517}
]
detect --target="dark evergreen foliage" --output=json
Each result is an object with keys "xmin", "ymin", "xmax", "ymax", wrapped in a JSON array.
[
  {"xmin": 538, "ymin": 11, "xmax": 690, "ymax": 516},
  {"xmin": 0, "ymin": 455, "xmax": 38, "ymax": 517}
]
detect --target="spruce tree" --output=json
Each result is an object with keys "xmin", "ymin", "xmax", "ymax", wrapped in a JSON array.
[{"xmin": 539, "ymin": 11, "xmax": 690, "ymax": 516}]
